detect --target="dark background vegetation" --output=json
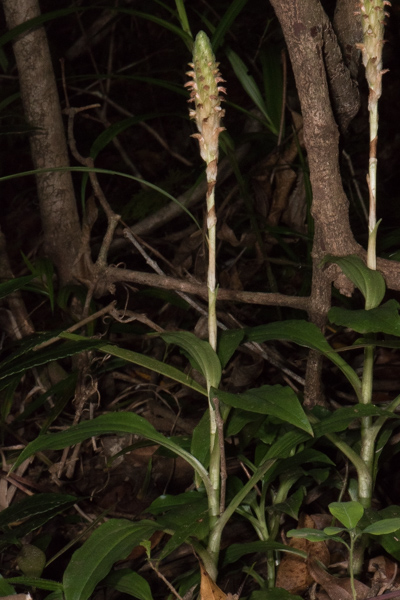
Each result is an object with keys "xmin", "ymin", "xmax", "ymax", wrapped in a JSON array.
[{"xmin": 1, "ymin": 0, "xmax": 400, "ymax": 598}]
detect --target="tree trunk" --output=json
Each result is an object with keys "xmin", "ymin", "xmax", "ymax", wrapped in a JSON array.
[{"xmin": 2, "ymin": 0, "xmax": 83, "ymax": 285}]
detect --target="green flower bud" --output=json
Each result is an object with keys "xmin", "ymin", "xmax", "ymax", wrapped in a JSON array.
[
  {"xmin": 356, "ymin": 0, "xmax": 391, "ymax": 106},
  {"xmin": 185, "ymin": 31, "xmax": 226, "ymax": 165}
]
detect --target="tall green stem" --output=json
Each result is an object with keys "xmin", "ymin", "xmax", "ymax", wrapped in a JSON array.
[
  {"xmin": 353, "ymin": 0, "xmax": 389, "ymax": 573},
  {"xmin": 186, "ymin": 30, "xmax": 227, "ymax": 577}
]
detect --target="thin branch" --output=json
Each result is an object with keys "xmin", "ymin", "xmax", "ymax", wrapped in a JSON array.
[
  {"xmin": 104, "ymin": 265, "xmax": 310, "ymax": 311},
  {"xmin": 148, "ymin": 560, "xmax": 185, "ymax": 600}
]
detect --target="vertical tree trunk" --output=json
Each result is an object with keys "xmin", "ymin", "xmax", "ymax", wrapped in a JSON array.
[
  {"xmin": 269, "ymin": 0, "xmax": 361, "ymax": 406},
  {"xmin": 2, "ymin": 0, "xmax": 83, "ymax": 285}
]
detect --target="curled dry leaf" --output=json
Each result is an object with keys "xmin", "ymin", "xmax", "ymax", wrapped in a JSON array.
[
  {"xmin": 308, "ymin": 557, "xmax": 369, "ymax": 600},
  {"xmin": 200, "ymin": 563, "xmax": 239, "ymax": 600},
  {"xmin": 200, "ymin": 563, "xmax": 227, "ymax": 600},
  {"xmin": 368, "ymin": 555, "xmax": 398, "ymax": 594},
  {"xmin": 276, "ymin": 514, "xmax": 330, "ymax": 594}
]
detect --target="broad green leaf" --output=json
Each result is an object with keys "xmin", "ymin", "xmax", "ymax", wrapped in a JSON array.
[
  {"xmin": 217, "ymin": 329, "xmax": 245, "ymax": 368},
  {"xmin": 282, "ymin": 448, "xmax": 335, "ymax": 467},
  {"xmin": 329, "ymin": 300, "xmax": 400, "ymax": 336},
  {"xmin": 0, "ymin": 274, "xmax": 34, "ymax": 299},
  {"xmin": 323, "ymin": 255, "xmax": 386, "ymax": 310},
  {"xmin": 370, "ymin": 506, "xmax": 400, "ymax": 560},
  {"xmin": 245, "ymin": 321, "xmax": 361, "ymax": 398},
  {"xmin": 60, "ymin": 332, "xmax": 207, "ymax": 397},
  {"xmin": 261, "ymin": 450, "xmax": 332, "ymax": 488},
  {"xmin": 313, "ymin": 404, "xmax": 398, "ymax": 437},
  {"xmin": 226, "ymin": 409, "xmax": 262, "ymax": 437},
  {"xmin": 273, "ymin": 488, "xmax": 304, "ymax": 520},
  {"xmin": 287, "ymin": 528, "xmax": 344, "ymax": 544},
  {"xmin": 363, "ymin": 518, "xmax": 400, "ymax": 535},
  {"xmin": 105, "ymin": 569, "xmax": 153, "ymax": 600},
  {"xmin": 222, "ymin": 540, "xmax": 307, "ymax": 566},
  {"xmin": 148, "ymin": 491, "xmax": 206, "ymax": 514},
  {"xmin": 4, "ymin": 576, "xmax": 63, "ymax": 591},
  {"xmin": 154, "ymin": 500, "xmax": 210, "ymax": 559},
  {"xmin": 13, "ymin": 413, "xmax": 211, "ymax": 493},
  {"xmin": 161, "ymin": 331, "xmax": 222, "ymax": 390},
  {"xmin": 191, "ymin": 410, "xmax": 210, "ymax": 468},
  {"xmin": 265, "ymin": 430, "xmax": 310, "ymax": 460},
  {"xmin": 212, "ymin": 0, "xmax": 249, "ymax": 50},
  {"xmin": 324, "ymin": 527, "xmax": 347, "ymax": 535},
  {"xmin": 213, "ymin": 385, "xmax": 313, "ymax": 436},
  {"xmin": 63, "ymin": 519, "xmax": 158, "ymax": 600},
  {"xmin": 329, "ymin": 501, "xmax": 364, "ymax": 529}
]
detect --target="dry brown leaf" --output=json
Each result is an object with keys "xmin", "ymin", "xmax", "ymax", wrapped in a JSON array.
[
  {"xmin": 276, "ymin": 514, "xmax": 330, "ymax": 594},
  {"xmin": 200, "ymin": 563, "xmax": 227, "ymax": 600},
  {"xmin": 308, "ymin": 558, "xmax": 369, "ymax": 600},
  {"xmin": 368, "ymin": 555, "xmax": 398, "ymax": 594}
]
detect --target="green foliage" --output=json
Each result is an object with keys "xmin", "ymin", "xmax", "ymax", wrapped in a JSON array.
[
  {"xmin": 0, "ymin": 494, "xmax": 78, "ymax": 552},
  {"xmin": 289, "ymin": 501, "xmax": 400, "ymax": 600},
  {"xmin": 63, "ymin": 520, "xmax": 159, "ymax": 600},
  {"xmin": 323, "ymin": 255, "xmax": 386, "ymax": 310},
  {"xmin": 0, "ymin": 0, "xmax": 397, "ymax": 598},
  {"xmin": 0, "ymin": 274, "xmax": 34, "ymax": 299},
  {"xmin": 213, "ymin": 386, "xmax": 313, "ymax": 435}
]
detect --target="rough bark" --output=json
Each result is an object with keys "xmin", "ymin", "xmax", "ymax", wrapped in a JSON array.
[
  {"xmin": 269, "ymin": 0, "xmax": 359, "ymax": 262},
  {"xmin": 1, "ymin": 0, "xmax": 83, "ymax": 285}
]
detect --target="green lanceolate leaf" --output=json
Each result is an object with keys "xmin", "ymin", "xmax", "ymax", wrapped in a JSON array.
[
  {"xmin": 225, "ymin": 47, "xmax": 276, "ymax": 133},
  {"xmin": 60, "ymin": 332, "xmax": 207, "ymax": 397},
  {"xmin": 211, "ymin": 0, "xmax": 250, "ymax": 51},
  {"xmin": 329, "ymin": 299, "xmax": 400, "ymax": 336},
  {"xmin": 0, "ymin": 575, "xmax": 15, "ymax": 596},
  {"xmin": 217, "ymin": 328, "xmax": 245, "ymax": 368},
  {"xmin": 0, "ymin": 336, "xmax": 104, "ymax": 382},
  {"xmin": 323, "ymin": 254, "xmax": 386, "ymax": 309},
  {"xmin": 0, "ymin": 274, "xmax": 34, "ymax": 299},
  {"xmin": 265, "ymin": 429, "xmax": 311, "ymax": 460},
  {"xmin": 312, "ymin": 404, "xmax": 398, "ymax": 436},
  {"xmin": 222, "ymin": 540, "xmax": 307, "ymax": 566},
  {"xmin": 63, "ymin": 519, "xmax": 159, "ymax": 600},
  {"xmin": 161, "ymin": 331, "xmax": 222, "ymax": 390},
  {"xmin": 329, "ymin": 501, "xmax": 364, "ymax": 530},
  {"xmin": 12, "ymin": 413, "xmax": 212, "ymax": 494},
  {"xmin": 287, "ymin": 528, "xmax": 344, "ymax": 545},
  {"xmin": 273, "ymin": 487, "xmax": 305, "ymax": 520},
  {"xmin": 4, "ymin": 577, "xmax": 63, "ymax": 592},
  {"xmin": 151, "ymin": 498, "xmax": 210, "ymax": 559},
  {"xmin": 245, "ymin": 320, "xmax": 361, "ymax": 399},
  {"xmin": 212, "ymin": 385, "xmax": 313, "ymax": 436},
  {"xmin": 105, "ymin": 569, "xmax": 153, "ymax": 600},
  {"xmin": 363, "ymin": 518, "xmax": 400, "ymax": 535},
  {"xmin": 0, "ymin": 166, "xmax": 201, "ymax": 229},
  {"xmin": 0, "ymin": 493, "xmax": 77, "ymax": 529}
]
